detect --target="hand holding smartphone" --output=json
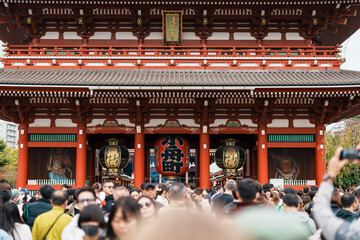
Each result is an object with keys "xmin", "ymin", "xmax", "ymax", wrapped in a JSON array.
[{"xmin": 340, "ymin": 149, "xmax": 360, "ymax": 161}]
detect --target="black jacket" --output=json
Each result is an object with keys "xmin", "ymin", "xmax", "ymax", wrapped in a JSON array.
[
  {"xmin": 103, "ymin": 195, "xmax": 114, "ymax": 213},
  {"xmin": 335, "ymin": 208, "xmax": 359, "ymax": 221},
  {"xmin": 23, "ymin": 198, "xmax": 52, "ymax": 229}
]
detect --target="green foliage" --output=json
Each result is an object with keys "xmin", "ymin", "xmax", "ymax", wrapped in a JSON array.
[
  {"xmin": 0, "ymin": 141, "xmax": 18, "ymax": 186},
  {"xmin": 325, "ymin": 119, "xmax": 360, "ymax": 188}
]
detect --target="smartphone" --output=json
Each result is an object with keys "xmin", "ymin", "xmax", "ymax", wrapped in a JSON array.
[{"xmin": 340, "ymin": 149, "xmax": 360, "ymax": 160}]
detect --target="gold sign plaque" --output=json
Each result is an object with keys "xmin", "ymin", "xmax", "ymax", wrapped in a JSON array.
[{"xmin": 162, "ymin": 10, "xmax": 183, "ymax": 46}]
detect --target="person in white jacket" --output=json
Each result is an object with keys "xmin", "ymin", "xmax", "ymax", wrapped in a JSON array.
[
  {"xmin": 0, "ymin": 202, "xmax": 32, "ymax": 240},
  {"xmin": 61, "ymin": 187, "xmax": 97, "ymax": 240}
]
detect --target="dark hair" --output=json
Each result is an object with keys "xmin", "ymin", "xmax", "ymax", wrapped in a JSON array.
[
  {"xmin": 62, "ymin": 184, "xmax": 69, "ymax": 189},
  {"xmin": 310, "ymin": 186, "xmax": 318, "ymax": 191},
  {"xmin": 107, "ymin": 197, "xmax": 140, "ymax": 240},
  {"xmin": 302, "ymin": 195, "xmax": 311, "ymax": 206},
  {"xmin": 341, "ymin": 193, "xmax": 356, "ymax": 208},
  {"xmin": 284, "ymin": 187, "xmax": 296, "ymax": 195},
  {"xmin": 78, "ymin": 205, "xmax": 106, "ymax": 229},
  {"xmin": 92, "ymin": 182, "xmax": 103, "ymax": 192},
  {"xmin": 0, "ymin": 190, "xmax": 11, "ymax": 203},
  {"xmin": 156, "ymin": 184, "xmax": 167, "ymax": 195},
  {"xmin": 189, "ymin": 183, "xmax": 196, "ymax": 191},
  {"xmin": 237, "ymin": 179, "xmax": 257, "ymax": 202},
  {"xmin": 303, "ymin": 187, "xmax": 309, "ymax": 194},
  {"xmin": 39, "ymin": 185, "xmax": 55, "ymax": 199},
  {"xmin": 0, "ymin": 202, "xmax": 24, "ymax": 239},
  {"xmin": 296, "ymin": 190, "xmax": 304, "ymax": 197},
  {"xmin": 51, "ymin": 190, "xmax": 68, "ymax": 206},
  {"xmin": 75, "ymin": 187, "xmax": 96, "ymax": 202},
  {"xmin": 307, "ymin": 191, "xmax": 316, "ymax": 201},
  {"xmin": 283, "ymin": 194, "xmax": 299, "ymax": 208},
  {"xmin": 194, "ymin": 188, "xmax": 204, "ymax": 196},
  {"xmin": 130, "ymin": 188, "xmax": 140, "ymax": 196}
]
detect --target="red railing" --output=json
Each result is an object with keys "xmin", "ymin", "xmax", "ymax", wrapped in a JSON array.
[{"xmin": 2, "ymin": 44, "xmax": 343, "ymax": 70}]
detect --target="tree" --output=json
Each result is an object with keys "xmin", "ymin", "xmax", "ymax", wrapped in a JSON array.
[
  {"xmin": 0, "ymin": 140, "xmax": 18, "ymax": 186},
  {"xmin": 325, "ymin": 119, "xmax": 360, "ymax": 188}
]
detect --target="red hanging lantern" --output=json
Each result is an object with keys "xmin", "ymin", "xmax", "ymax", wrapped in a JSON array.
[{"xmin": 154, "ymin": 136, "xmax": 190, "ymax": 179}]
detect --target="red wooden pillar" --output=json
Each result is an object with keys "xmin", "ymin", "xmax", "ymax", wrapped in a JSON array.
[
  {"xmin": 134, "ymin": 125, "xmax": 145, "ymax": 187},
  {"xmin": 257, "ymin": 125, "xmax": 268, "ymax": 184},
  {"xmin": 199, "ymin": 124, "xmax": 210, "ymax": 189},
  {"xmin": 76, "ymin": 123, "xmax": 87, "ymax": 187},
  {"xmin": 315, "ymin": 125, "xmax": 326, "ymax": 186},
  {"xmin": 16, "ymin": 123, "xmax": 28, "ymax": 189}
]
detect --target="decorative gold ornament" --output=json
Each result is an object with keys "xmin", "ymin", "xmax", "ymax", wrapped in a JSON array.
[
  {"xmin": 27, "ymin": 17, "xmax": 31, "ymax": 24},
  {"xmin": 203, "ymin": 17, "xmax": 208, "ymax": 25},
  {"xmin": 78, "ymin": 17, "xmax": 83, "ymax": 24},
  {"xmin": 313, "ymin": 18, "xmax": 318, "ymax": 25},
  {"xmin": 137, "ymin": 17, "xmax": 142, "ymax": 25},
  {"xmin": 261, "ymin": 18, "xmax": 266, "ymax": 25}
]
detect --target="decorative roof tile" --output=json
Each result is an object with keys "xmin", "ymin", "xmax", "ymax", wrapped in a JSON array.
[{"xmin": 0, "ymin": 69, "xmax": 359, "ymax": 88}]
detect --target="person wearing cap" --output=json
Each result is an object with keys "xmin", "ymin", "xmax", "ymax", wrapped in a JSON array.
[
  {"xmin": 11, "ymin": 189, "xmax": 21, "ymax": 205},
  {"xmin": 143, "ymin": 183, "xmax": 164, "ymax": 210}
]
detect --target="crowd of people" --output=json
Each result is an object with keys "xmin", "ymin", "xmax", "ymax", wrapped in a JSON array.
[{"xmin": 0, "ymin": 147, "xmax": 359, "ymax": 240}]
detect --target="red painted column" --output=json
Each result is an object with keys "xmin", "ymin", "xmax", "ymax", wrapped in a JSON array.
[
  {"xmin": 257, "ymin": 124, "xmax": 268, "ymax": 184},
  {"xmin": 16, "ymin": 123, "xmax": 28, "ymax": 189},
  {"xmin": 199, "ymin": 124, "xmax": 210, "ymax": 189},
  {"xmin": 315, "ymin": 125, "xmax": 326, "ymax": 186},
  {"xmin": 134, "ymin": 125, "xmax": 145, "ymax": 187},
  {"xmin": 76, "ymin": 123, "xmax": 87, "ymax": 188}
]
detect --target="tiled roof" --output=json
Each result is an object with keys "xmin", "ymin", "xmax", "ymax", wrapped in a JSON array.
[{"xmin": 0, "ymin": 69, "xmax": 360, "ymax": 88}]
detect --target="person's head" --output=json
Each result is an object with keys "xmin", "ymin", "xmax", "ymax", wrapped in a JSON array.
[
  {"xmin": 95, "ymin": 197, "xmax": 103, "ymax": 209},
  {"xmin": 265, "ymin": 190, "xmax": 271, "ymax": 200},
  {"xmin": 283, "ymin": 194, "xmax": 299, "ymax": 212},
  {"xmin": 156, "ymin": 184, "xmax": 167, "ymax": 196},
  {"xmin": 303, "ymin": 187, "xmax": 309, "ymax": 194},
  {"xmin": 193, "ymin": 188, "xmax": 205, "ymax": 203},
  {"xmin": 130, "ymin": 188, "xmax": 140, "ymax": 201},
  {"xmin": 92, "ymin": 182, "xmax": 103, "ymax": 194},
  {"xmin": 302, "ymin": 195, "xmax": 311, "ymax": 206},
  {"xmin": 51, "ymin": 190, "xmax": 68, "ymax": 209},
  {"xmin": 11, "ymin": 189, "xmax": 20, "ymax": 201},
  {"xmin": 168, "ymin": 182, "xmax": 186, "ymax": 202},
  {"xmin": 142, "ymin": 183, "xmax": 156, "ymax": 200},
  {"xmin": 284, "ymin": 187, "xmax": 296, "ymax": 195},
  {"xmin": 62, "ymin": 184, "xmax": 70, "ymax": 191},
  {"xmin": 341, "ymin": 193, "xmax": 358, "ymax": 212},
  {"xmin": 236, "ymin": 178, "xmax": 258, "ymax": 202},
  {"xmin": 103, "ymin": 182, "xmax": 115, "ymax": 196},
  {"xmin": 0, "ymin": 190, "xmax": 12, "ymax": 203},
  {"xmin": 225, "ymin": 179, "xmax": 237, "ymax": 193},
  {"xmin": 107, "ymin": 196, "xmax": 141, "ymax": 240},
  {"xmin": 78, "ymin": 205, "xmax": 106, "ymax": 240},
  {"xmin": 310, "ymin": 186, "xmax": 318, "ymax": 192},
  {"xmin": 296, "ymin": 190, "xmax": 304, "ymax": 198},
  {"xmin": 137, "ymin": 196, "xmax": 156, "ymax": 219},
  {"xmin": 272, "ymin": 192, "xmax": 280, "ymax": 205},
  {"xmin": 33, "ymin": 192, "xmax": 40, "ymax": 200},
  {"xmin": 39, "ymin": 185, "xmax": 55, "ymax": 200},
  {"xmin": 307, "ymin": 190, "xmax": 316, "ymax": 201},
  {"xmin": 76, "ymin": 187, "xmax": 96, "ymax": 212},
  {"xmin": 114, "ymin": 187, "xmax": 130, "ymax": 201},
  {"xmin": 0, "ymin": 202, "xmax": 24, "ymax": 239}
]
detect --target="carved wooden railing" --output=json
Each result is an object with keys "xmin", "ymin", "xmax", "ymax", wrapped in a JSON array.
[{"xmin": 2, "ymin": 44, "xmax": 343, "ymax": 69}]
